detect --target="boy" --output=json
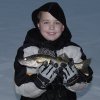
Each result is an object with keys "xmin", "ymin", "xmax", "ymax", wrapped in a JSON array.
[{"xmin": 14, "ymin": 2, "xmax": 93, "ymax": 100}]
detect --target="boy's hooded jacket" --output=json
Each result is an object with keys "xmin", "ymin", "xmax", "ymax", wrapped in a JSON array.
[{"xmin": 14, "ymin": 2, "xmax": 93, "ymax": 100}]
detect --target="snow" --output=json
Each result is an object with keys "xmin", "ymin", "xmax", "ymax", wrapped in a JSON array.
[{"xmin": 0, "ymin": 0, "xmax": 100, "ymax": 99}]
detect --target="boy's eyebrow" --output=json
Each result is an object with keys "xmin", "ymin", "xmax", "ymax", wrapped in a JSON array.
[
  {"xmin": 41, "ymin": 19, "xmax": 59, "ymax": 22},
  {"xmin": 41, "ymin": 19, "xmax": 49, "ymax": 21}
]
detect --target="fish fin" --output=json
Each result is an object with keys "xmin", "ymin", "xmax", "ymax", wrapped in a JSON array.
[
  {"xmin": 26, "ymin": 73, "xmax": 33, "ymax": 76},
  {"xmin": 75, "ymin": 58, "xmax": 91, "ymax": 76},
  {"xmin": 83, "ymin": 58, "xmax": 91, "ymax": 67},
  {"xmin": 58, "ymin": 53, "xmax": 70, "ymax": 62}
]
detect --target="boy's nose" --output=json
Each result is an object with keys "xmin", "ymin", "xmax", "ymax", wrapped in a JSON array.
[{"xmin": 49, "ymin": 23, "xmax": 55, "ymax": 30}]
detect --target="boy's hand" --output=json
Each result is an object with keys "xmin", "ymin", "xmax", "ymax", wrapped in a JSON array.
[
  {"xmin": 60, "ymin": 60, "xmax": 78, "ymax": 86},
  {"xmin": 36, "ymin": 60, "xmax": 58, "ymax": 89}
]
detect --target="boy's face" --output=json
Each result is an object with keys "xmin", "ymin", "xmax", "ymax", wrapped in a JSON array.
[{"xmin": 37, "ymin": 12, "xmax": 64, "ymax": 41}]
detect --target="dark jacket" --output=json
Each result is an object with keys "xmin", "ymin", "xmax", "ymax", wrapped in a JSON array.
[{"xmin": 14, "ymin": 28, "xmax": 93, "ymax": 100}]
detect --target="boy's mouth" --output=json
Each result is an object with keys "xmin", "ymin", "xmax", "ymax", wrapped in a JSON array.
[{"xmin": 47, "ymin": 32, "xmax": 56, "ymax": 35}]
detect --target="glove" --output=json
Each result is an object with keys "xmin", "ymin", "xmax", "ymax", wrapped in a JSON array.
[
  {"xmin": 61, "ymin": 59, "xmax": 78, "ymax": 86},
  {"xmin": 34, "ymin": 60, "xmax": 58, "ymax": 89}
]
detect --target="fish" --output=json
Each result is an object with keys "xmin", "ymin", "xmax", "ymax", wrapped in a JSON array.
[{"xmin": 18, "ymin": 53, "xmax": 91, "ymax": 76}]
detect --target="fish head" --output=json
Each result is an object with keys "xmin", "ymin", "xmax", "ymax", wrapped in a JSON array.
[{"xmin": 18, "ymin": 56, "xmax": 42, "ymax": 68}]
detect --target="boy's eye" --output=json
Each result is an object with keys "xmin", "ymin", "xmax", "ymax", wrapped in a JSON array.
[
  {"xmin": 43, "ymin": 21, "xmax": 49, "ymax": 24},
  {"xmin": 55, "ymin": 21, "xmax": 61, "ymax": 24}
]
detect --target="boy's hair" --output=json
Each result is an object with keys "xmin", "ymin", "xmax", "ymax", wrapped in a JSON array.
[{"xmin": 37, "ymin": 11, "xmax": 43, "ymax": 23}]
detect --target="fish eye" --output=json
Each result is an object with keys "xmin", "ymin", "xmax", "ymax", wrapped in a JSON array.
[{"xmin": 24, "ymin": 58, "xmax": 27, "ymax": 61}]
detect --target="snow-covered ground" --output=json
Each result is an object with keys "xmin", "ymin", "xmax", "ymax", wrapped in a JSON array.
[{"xmin": 0, "ymin": 0, "xmax": 100, "ymax": 100}]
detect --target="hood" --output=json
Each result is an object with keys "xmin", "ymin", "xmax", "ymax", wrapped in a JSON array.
[
  {"xmin": 32, "ymin": 2, "xmax": 72, "ymax": 42},
  {"xmin": 32, "ymin": 2, "xmax": 66, "ymax": 27},
  {"xmin": 24, "ymin": 2, "xmax": 72, "ymax": 50}
]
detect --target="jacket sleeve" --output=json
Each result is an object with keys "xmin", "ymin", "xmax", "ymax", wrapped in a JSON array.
[
  {"xmin": 57, "ymin": 45, "xmax": 93, "ymax": 92},
  {"xmin": 14, "ymin": 46, "xmax": 46, "ymax": 98}
]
